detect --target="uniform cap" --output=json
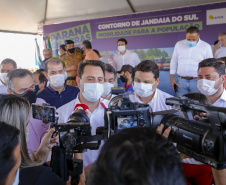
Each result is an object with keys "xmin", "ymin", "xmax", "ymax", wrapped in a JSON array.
[
  {"xmin": 65, "ymin": 40, "xmax": 74, "ymax": 45},
  {"xmin": 117, "ymin": 65, "xmax": 133, "ymax": 74}
]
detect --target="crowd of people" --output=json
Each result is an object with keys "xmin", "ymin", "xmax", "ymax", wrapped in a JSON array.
[{"xmin": 0, "ymin": 26, "xmax": 226, "ymax": 185}]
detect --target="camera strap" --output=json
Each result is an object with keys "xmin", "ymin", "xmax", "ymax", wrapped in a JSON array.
[{"xmin": 100, "ymin": 102, "xmax": 107, "ymax": 109}]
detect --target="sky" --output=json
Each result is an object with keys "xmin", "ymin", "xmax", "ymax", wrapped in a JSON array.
[{"xmin": 0, "ymin": 32, "xmax": 44, "ymax": 70}]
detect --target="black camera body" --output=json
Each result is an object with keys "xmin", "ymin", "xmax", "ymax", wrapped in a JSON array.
[
  {"xmin": 105, "ymin": 93, "xmax": 226, "ymax": 169},
  {"xmin": 54, "ymin": 109, "xmax": 105, "ymax": 159},
  {"xmin": 105, "ymin": 96, "xmax": 151, "ymax": 134},
  {"xmin": 51, "ymin": 109, "xmax": 106, "ymax": 184},
  {"xmin": 163, "ymin": 97, "xmax": 226, "ymax": 169}
]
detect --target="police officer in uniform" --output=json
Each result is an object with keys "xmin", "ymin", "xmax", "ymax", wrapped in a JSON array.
[{"xmin": 60, "ymin": 40, "xmax": 84, "ymax": 86}]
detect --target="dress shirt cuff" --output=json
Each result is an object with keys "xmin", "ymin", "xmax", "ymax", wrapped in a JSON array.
[{"xmin": 170, "ymin": 69, "xmax": 176, "ymax": 75}]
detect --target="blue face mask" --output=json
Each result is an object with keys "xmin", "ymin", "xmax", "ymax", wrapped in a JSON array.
[{"xmin": 186, "ymin": 40, "xmax": 197, "ymax": 47}]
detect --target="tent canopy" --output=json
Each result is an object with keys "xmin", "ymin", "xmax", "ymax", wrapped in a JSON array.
[{"xmin": 0, "ymin": 0, "xmax": 224, "ymax": 34}]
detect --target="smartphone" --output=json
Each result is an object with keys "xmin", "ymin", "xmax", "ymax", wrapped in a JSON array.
[
  {"xmin": 174, "ymin": 84, "xmax": 178, "ymax": 92},
  {"xmin": 31, "ymin": 103, "xmax": 56, "ymax": 123}
]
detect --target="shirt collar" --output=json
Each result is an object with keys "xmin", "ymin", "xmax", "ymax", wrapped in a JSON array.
[
  {"xmin": 124, "ymin": 83, "xmax": 131, "ymax": 89},
  {"xmin": 218, "ymin": 89, "xmax": 226, "ymax": 102},
  {"xmin": 47, "ymin": 84, "xmax": 66, "ymax": 93},
  {"xmin": 74, "ymin": 93, "xmax": 105, "ymax": 115}
]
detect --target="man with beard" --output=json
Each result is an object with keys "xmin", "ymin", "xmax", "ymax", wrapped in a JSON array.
[{"xmin": 118, "ymin": 65, "xmax": 134, "ymax": 92}]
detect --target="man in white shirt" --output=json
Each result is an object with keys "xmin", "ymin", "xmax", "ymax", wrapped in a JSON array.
[
  {"xmin": 213, "ymin": 32, "xmax": 226, "ymax": 58},
  {"xmin": 170, "ymin": 26, "xmax": 213, "ymax": 97},
  {"xmin": 0, "ymin": 58, "xmax": 17, "ymax": 94},
  {"xmin": 130, "ymin": 60, "xmax": 172, "ymax": 112},
  {"xmin": 57, "ymin": 60, "xmax": 107, "ymax": 170},
  {"xmin": 113, "ymin": 38, "xmax": 141, "ymax": 87},
  {"xmin": 197, "ymin": 58, "xmax": 226, "ymax": 107},
  {"xmin": 196, "ymin": 58, "xmax": 226, "ymax": 185}
]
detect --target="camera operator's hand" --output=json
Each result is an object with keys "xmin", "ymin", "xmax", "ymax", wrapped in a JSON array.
[
  {"xmin": 156, "ymin": 124, "xmax": 171, "ymax": 139},
  {"xmin": 193, "ymin": 112, "xmax": 208, "ymax": 120},
  {"xmin": 35, "ymin": 128, "xmax": 59, "ymax": 163}
]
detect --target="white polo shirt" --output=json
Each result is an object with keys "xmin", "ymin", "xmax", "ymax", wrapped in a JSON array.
[
  {"xmin": 129, "ymin": 88, "xmax": 173, "ymax": 112},
  {"xmin": 113, "ymin": 50, "xmax": 141, "ymax": 77},
  {"xmin": 170, "ymin": 39, "xmax": 213, "ymax": 77},
  {"xmin": 57, "ymin": 95, "xmax": 107, "ymax": 167},
  {"xmin": 214, "ymin": 47, "xmax": 226, "ymax": 58},
  {"xmin": 213, "ymin": 89, "xmax": 226, "ymax": 107}
]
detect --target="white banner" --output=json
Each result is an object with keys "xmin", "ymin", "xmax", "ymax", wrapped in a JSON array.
[{"xmin": 206, "ymin": 8, "xmax": 226, "ymax": 25}]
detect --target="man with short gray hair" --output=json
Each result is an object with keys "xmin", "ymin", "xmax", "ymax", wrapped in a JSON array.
[
  {"xmin": 7, "ymin": 69, "xmax": 48, "ymax": 155},
  {"xmin": 214, "ymin": 32, "xmax": 226, "ymax": 58},
  {"xmin": 0, "ymin": 58, "xmax": 17, "ymax": 94},
  {"xmin": 40, "ymin": 48, "xmax": 52, "ymax": 69},
  {"xmin": 81, "ymin": 40, "xmax": 99, "ymax": 60}
]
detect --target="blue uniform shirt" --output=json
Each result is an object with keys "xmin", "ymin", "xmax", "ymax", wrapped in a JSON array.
[
  {"xmin": 37, "ymin": 85, "xmax": 80, "ymax": 109},
  {"xmin": 123, "ymin": 82, "xmax": 134, "ymax": 92}
]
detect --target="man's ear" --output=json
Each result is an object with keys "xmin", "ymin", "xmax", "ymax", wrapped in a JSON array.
[
  {"xmin": 76, "ymin": 76, "xmax": 81, "ymax": 87},
  {"xmin": 156, "ymin": 77, "xmax": 160, "ymax": 86},
  {"xmin": 7, "ymin": 88, "xmax": 12, "ymax": 94},
  {"xmin": 221, "ymin": 74, "xmax": 226, "ymax": 84}
]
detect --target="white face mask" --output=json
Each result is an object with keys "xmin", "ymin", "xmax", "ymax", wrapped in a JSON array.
[
  {"xmin": 133, "ymin": 82, "xmax": 156, "ymax": 98},
  {"xmin": 0, "ymin": 73, "xmax": 8, "ymax": 84},
  {"xmin": 102, "ymin": 82, "xmax": 114, "ymax": 98},
  {"xmin": 49, "ymin": 73, "xmax": 65, "ymax": 88},
  {"xmin": 64, "ymin": 72, "xmax": 68, "ymax": 80},
  {"xmin": 82, "ymin": 83, "xmax": 104, "ymax": 102},
  {"xmin": 118, "ymin": 45, "xmax": 126, "ymax": 53},
  {"xmin": 12, "ymin": 168, "xmax": 20, "ymax": 185},
  {"xmin": 197, "ymin": 77, "xmax": 221, "ymax": 96}
]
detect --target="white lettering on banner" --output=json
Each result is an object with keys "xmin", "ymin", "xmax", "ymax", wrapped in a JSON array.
[
  {"xmin": 98, "ymin": 22, "xmax": 131, "ymax": 30},
  {"xmin": 206, "ymin": 8, "xmax": 226, "ymax": 25},
  {"xmin": 141, "ymin": 17, "xmax": 171, "ymax": 25}
]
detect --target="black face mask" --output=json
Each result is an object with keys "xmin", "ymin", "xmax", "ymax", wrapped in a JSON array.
[
  {"xmin": 68, "ymin": 48, "xmax": 75, "ymax": 54},
  {"xmin": 44, "ymin": 57, "xmax": 51, "ymax": 61},
  {"xmin": 120, "ymin": 75, "xmax": 127, "ymax": 82},
  {"xmin": 80, "ymin": 48, "xmax": 84, "ymax": 55},
  {"xmin": 11, "ymin": 89, "xmax": 37, "ymax": 105},
  {"xmin": 35, "ymin": 85, "xmax": 40, "ymax": 93}
]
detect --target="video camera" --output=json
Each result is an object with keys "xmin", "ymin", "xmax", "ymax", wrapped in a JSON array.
[
  {"xmin": 105, "ymin": 89, "xmax": 226, "ymax": 169},
  {"xmin": 31, "ymin": 103, "xmax": 106, "ymax": 185},
  {"xmin": 50, "ymin": 109, "xmax": 106, "ymax": 185}
]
